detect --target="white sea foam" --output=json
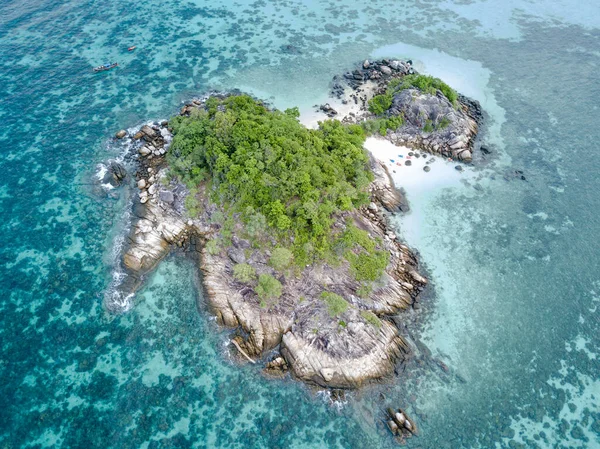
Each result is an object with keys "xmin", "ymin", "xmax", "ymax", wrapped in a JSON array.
[
  {"xmin": 317, "ymin": 390, "xmax": 348, "ymax": 411},
  {"xmin": 95, "ymin": 163, "xmax": 108, "ymax": 180},
  {"xmin": 103, "ymin": 182, "xmax": 135, "ymax": 312}
]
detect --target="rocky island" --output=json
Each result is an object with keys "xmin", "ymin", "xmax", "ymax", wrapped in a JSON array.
[{"xmin": 104, "ymin": 59, "xmax": 481, "ymax": 394}]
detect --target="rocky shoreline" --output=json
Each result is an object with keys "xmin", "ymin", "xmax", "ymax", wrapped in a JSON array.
[
  {"xmin": 104, "ymin": 58, "xmax": 481, "ymax": 398},
  {"xmin": 107, "ymin": 115, "xmax": 427, "ymax": 389},
  {"xmin": 326, "ymin": 58, "xmax": 483, "ymax": 162}
]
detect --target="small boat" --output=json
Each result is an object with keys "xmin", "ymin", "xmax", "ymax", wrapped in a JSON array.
[
  {"xmin": 128, "ymin": 46, "xmax": 136, "ymax": 51},
  {"xmin": 93, "ymin": 62, "xmax": 118, "ymax": 72},
  {"xmin": 396, "ymin": 162, "xmax": 402, "ymax": 166}
]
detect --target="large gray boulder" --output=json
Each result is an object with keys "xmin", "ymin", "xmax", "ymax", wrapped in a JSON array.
[{"xmin": 387, "ymin": 89, "xmax": 478, "ymax": 161}]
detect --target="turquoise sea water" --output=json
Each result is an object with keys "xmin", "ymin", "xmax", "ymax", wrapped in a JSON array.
[{"xmin": 1, "ymin": 0, "xmax": 599, "ymax": 447}]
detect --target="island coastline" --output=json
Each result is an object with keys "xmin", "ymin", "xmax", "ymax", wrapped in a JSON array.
[{"xmin": 101, "ymin": 58, "xmax": 482, "ymax": 396}]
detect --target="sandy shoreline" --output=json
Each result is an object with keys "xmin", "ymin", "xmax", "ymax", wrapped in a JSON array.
[{"xmin": 364, "ymin": 137, "xmax": 471, "ymax": 201}]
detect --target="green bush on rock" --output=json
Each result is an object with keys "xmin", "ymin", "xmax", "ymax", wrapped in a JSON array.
[
  {"xmin": 184, "ymin": 188, "xmax": 200, "ymax": 217},
  {"xmin": 334, "ymin": 223, "xmax": 389, "ymax": 282},
  {"xmin": 233, "ymin": 263, "xmax": 256, "ymax": 283},
  {"xmin": 368, "ymin": 93, "xmax": 393, "ymax": 115},
  {"xmin": 365, "ymin": 73, "xmax": 458, "ymax": 130},
  {"xmin": 396, "ymin": 74, "xmax": 457, "ymax": 105},
  {"xmin": 255, "ymin": 274, "xmax": 282, "ymax": 301},
  {"xmin": 205, "ymin": 238, "xmax": 221, "ymax": 255},
  {"xmin": 361, "ymin": 115, "xmax": 405, "ymax": 137},
  {"xmin": 321, "ymin": 291, "xmax": 349, "ymax": 317},
  {"xmin": 356, "ymin": 283, "xmax": 373, "ymax": 298},
  {"xmin": 360, "ymin": 310, "xmax": 382, "ymax": 329},
  {"xmin": 269, "ymin": 247, "xmax": 293, "ymax": 271}
]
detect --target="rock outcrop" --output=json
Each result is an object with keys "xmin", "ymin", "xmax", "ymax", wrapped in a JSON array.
[
  {"xmin": 331, "ymin": 59, "xmax": 482, "ymax": 162},
  {"xmin": 106, "ymin": 95, "xmax": 428, "ymax": 389},
  {"xmin": 386, "ymin": 89, "xmax": 478, "ymax": 162}
]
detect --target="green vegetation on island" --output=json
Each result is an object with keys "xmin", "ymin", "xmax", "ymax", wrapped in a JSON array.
[
  {"xmin": 321, "ymin": 291, "xmax": 350, "ymax": 317},
  {"xmin": 360, "ymin": 310, "xmax": 382, "ymax": 329},
  {"xmin": 167, "ymin": 95, "xmax": 388, "ymax": 277},
  {"xmin": 256, "ymin": 273, "xmax": 282, "ymax": 304}
]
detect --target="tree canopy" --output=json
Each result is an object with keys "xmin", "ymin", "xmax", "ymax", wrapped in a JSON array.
[{"xmin": 167, "ymin": 94, "xmax": 373, "ymax": 259}]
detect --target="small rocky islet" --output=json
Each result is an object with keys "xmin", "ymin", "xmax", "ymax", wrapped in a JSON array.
[{"xmin": 103, "ymin": 58, "xmax": 482, "ymax": 443}]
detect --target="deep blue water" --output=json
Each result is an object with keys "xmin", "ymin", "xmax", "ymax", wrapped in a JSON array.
[{"xmin": 1, "ymin": 0, "xmax": 599, "ymax": 448}]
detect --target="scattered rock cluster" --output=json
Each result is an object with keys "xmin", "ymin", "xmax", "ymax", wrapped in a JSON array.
[
  {"xmin": 327, "ymin": 59, "xmax": 412, "ymax": 112},
  {"xmin": 319, "ymin": 103, "xmax": 338, "ymax": 117},
  {"xmin": 264, "ymin": 355, "xmax": 289, "ymax": 376},
  {"xmin": 336, "ymin": 59, "xmax": 412, "ymax": 90},
  {"xmin": 130, "ymin": 124, "xmax": 171, "ymax": 205},
  {"xmin": 386, "ymin": 407, "xmax": 418, "ymax": 443}
]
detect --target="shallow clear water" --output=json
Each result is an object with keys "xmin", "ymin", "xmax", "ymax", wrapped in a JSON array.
[{"xmin": 1, "ymin": 0, "xmax": 599, "ymax": 447}]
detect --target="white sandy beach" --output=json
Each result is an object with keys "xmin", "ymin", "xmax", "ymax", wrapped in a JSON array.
[{"xmin": 364, "ymin": 137, "xmax": 470, "ymax": 202}]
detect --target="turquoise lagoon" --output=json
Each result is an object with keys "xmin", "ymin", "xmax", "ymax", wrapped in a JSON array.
[{"xmin": 1, "ymin": 0, "xmax": 599, "ymax": 447}]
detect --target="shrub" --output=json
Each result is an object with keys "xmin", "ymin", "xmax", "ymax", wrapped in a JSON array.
[
  {"xmin": 336, "ymin": 224, "xmax": 389, "ymax": 282},
  {"xmin": 347, "ymin": 251, "xmax": 389, "ymax": 282},
  {"xmin": 184, "ymin": 189, "xmax": 200, "ymax": 217},
  {"xmin": 321, "ymin": 291, "xmax": 349, "ymax": 317},
  {"xmin": 361, "ymin": 115, "xmax": 405, "ymax": 137},
  {"xmin": 244, "ymin": 209, "xmax": 267, "ymax": 238},
  {"xmin": 368, "ymin": 93, "xmax": 393, "ymax": 115},
  {"xmin": 383, "ymin": 115, "xmax": 405, "ymax": 133},
  {"xmin": 356, "ymin": 283, "xmax": 372, "ymax": 298},
  {"xmin": 389, "ymin": 74, "xmax": 457, "ymax": 105},
  {"xmin": 423, "ymin": 120, "xmax": 434, "ymax": 133},
  {"xmin": 233, "ymin": 263, "xmax": 256, "ymax": 283},
  {"xmin": 221, "ymin": 216, "xmax": 235, "ymax": 241},
  {"xmin": 255, "ymin": 274, "xmax": 282, "ymax": 300},
  {"xmin": 205, "ymin": 238, "xmax": 220, "ymax": 255},
  {"xmin": 210, "ymin": 210, "xmax": 225, "ymax": 225},
  {"xmin": 360, "ymin": 310, "xmax": 382, "ymax": 329},
  {"xmin": 437, "ymin": 116, "xmax": 451, "ymax": 130},
  {"xmin": 269, "ymin": 247, "xmax": 293, "ymax": 271}
]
